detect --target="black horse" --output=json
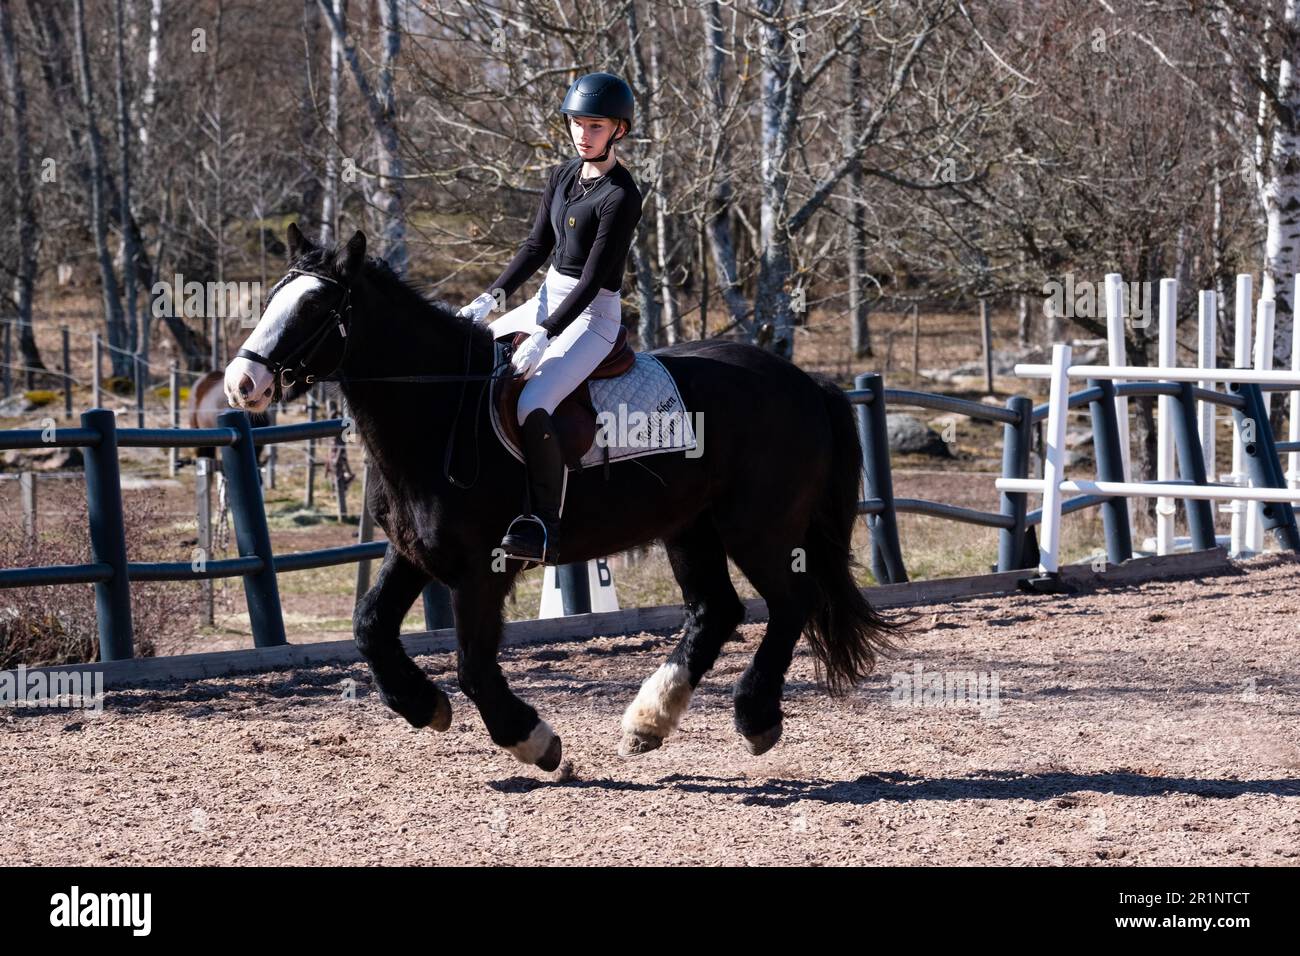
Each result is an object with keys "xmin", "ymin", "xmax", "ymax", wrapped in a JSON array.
[{"xmin": 225, "ymin": 225, "xmax": 898, "ymax": 770}]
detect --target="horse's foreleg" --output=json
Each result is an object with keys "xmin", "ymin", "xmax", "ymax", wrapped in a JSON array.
[
  {"xmin": 454, "ymin": 574, "xmax": 562, "ymax": 771},
  {"xmin": 620, "ymin": 514, "xmax": 745, "ymax": 755},
  {"xmin": 354, "ymin": 548, "xmax": 452, "ymax": 730}
]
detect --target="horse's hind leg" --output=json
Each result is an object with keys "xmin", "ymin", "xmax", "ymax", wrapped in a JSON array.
[
  {"xmin": 719, "ymin": 532, "xmax": 817, "ymax": 756},
  {"xmin": 454, "ymin": 572, "xmax": 563, "ymax": 771},
  {"xmin": 620, "ymin": 513, "xmax": 745, "ymax": 756},
  {"xmin": 354, "ymin": 548, "xmax": 452, "ymax": 730}
]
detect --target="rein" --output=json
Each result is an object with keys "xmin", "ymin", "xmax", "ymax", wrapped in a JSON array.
[{"xmin": 240, "ymin": 264, "xmax": 514, "ymax": 490}]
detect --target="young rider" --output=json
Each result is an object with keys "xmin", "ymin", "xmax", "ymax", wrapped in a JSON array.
[{"xmin": 457, "ymin": 72, "xmax": 643, "ymax": 564}]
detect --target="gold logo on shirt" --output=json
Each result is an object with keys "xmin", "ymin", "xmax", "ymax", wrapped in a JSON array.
[{"xmin": 567, "ymin": 216, "xmax": 575, "ymax": 227}]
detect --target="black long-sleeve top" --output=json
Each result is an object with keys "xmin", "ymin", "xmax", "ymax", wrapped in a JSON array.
[{"xmin": 488, "ymin": 158, "xmax": 643, "ymax": 338}]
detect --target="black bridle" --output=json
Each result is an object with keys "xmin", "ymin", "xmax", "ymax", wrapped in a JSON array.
[
  {"xmin": 236, "ymin": 265, "xmax": 512, "ymax": 489},
  {"xmin": 234, "ymin": 268, "xmax": 357, "ymax": 398}
]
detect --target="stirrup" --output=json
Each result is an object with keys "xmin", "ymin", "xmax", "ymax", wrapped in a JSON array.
[{"xmin": 501, "ymin": 513, "xmax": 555, "ymax": 563}]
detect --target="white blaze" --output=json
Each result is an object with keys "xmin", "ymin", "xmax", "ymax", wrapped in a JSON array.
[{"xmin": 224, "ymin": 274, "xmax": 324, "ymax": 411}]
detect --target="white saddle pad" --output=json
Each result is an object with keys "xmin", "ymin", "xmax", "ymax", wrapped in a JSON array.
[{"xmin": 491, "ymin": 352, "xmax": 697, "ymax": 469}]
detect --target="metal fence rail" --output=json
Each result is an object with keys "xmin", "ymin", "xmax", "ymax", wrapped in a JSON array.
[{"xmin": 0, "ymin": 408, "xmax": 450, "ymax": 661}]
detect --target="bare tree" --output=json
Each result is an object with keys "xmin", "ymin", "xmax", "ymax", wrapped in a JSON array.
[
  {"xmin": 0, "ymin": 0, "xmax": 44, "ymax": 378},
  {"xmin": 72, "ymin": 0, "xmax": 129, "ymax": 377},
  {"xmin": 316, "ymin": 0, "xmax": 408, "ymax": 274}
]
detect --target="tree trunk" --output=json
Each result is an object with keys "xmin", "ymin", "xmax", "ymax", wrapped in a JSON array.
[
  {"xmin": 1261, "ymin": 0, "xmax": 1300, "ymax": 365},
  {"xmin": 72, "ymin": 0, "xmax": 130, "ymax": 378},
  {"xmin": 845, "ymin": 16, "xmax": 871, "ymax": 358},
  {"xmin": 301, "ymin": 0, "xmax": 325, "ymax": 241},
  {"xmin": 700, "ymin": 0, "xmax": 748, "ymax": 335},
  {"xmin": 754, "ymin": 0, "xmax": 798, "ymax": 358},
  {"xmin": 0, "ymin": 0, "xmax": 45, "ymax": 378},
  {"xmin": 646, "ymin": 6, "xmax": 678, "ymax": 345},
  {"xmin": 317, "ymin": 0, "xmax": 407, "ymax": 273},
  {"xmin": 320, "ymin": 0, "xmax": 343, "ymax": 245},
  {"xmin": 115, "ymin": 0, "xmax": 141, "ymax": 362},
  {"xmin": 632, "ymin": 229, "xmax": 660, "ymax": 350}
]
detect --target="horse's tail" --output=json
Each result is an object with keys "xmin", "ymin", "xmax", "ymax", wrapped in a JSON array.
[{"xmin": 802, "ymin": 376, "xmax": 902, "ymax": 695}]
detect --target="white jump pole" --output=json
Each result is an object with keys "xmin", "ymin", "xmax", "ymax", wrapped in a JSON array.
[
  {"xmin": 1197, "ymin": 290, "xmax": 1217, "ymax": 484},
  {"xmin": 1104, "ymin": 273, "xmax": 1134, "ymax": 528},
  {"xmin": 1290, "ymin": 274, "xmax": 1300, "ymax": 489},
  {"xmin": 1036, "ymin": 343, "xmax": 1072, "ymax": 575},
  {"xmin": 1156, "ymin": 278, "xmax": 1177, "ymax": 555},
  {"xmin": 1230, "ymin": 274, "xmax": 1253, "ymax": 556},
  {"xmin": 1246, "ymin": 297, "xmax": 1276, "ymax": 553},
  {"xmin": 1012, "ymin": 364, "xmax": 1300, "ymax": 385},
  {"xmin": 998, "ymin": 476, "xmax": 1300, "ymax": 504}
]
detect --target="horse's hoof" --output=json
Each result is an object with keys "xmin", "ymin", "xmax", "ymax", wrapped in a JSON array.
[
  {"xmin": 741, "ymin": 722, "xmax": 782, "ymax": 756},
  {"xmin": 429, "ymin": 689, "xmax": 452, "ymax": 732},
  {"xmin": 536, "ymin": 734, "xmax": 563, "ymax": 772},
  {"xmin": 618, "ymin": 731, "xmax": 663, "ymax": 756}
]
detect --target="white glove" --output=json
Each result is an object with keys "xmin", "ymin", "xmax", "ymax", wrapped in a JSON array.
[
  {"xmin": 456, "ymin": 291, "xmax": 497, "ymax": 324},
  {"xmin": 510, "ymin": 328, "xmax": 551, "ymax": 379}
]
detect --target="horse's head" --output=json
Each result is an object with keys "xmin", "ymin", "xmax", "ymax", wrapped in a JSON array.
[{"xmin": 225, "ymin": 223, "xmax": 366, "ymax": 413}]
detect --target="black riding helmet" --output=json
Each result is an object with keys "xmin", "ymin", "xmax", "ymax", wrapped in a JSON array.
[{"xmin": 560, "ymin": 72, "xmax": 634, "ymax": 164}]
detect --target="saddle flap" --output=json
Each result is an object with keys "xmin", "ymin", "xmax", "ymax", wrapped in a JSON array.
[
  {"xmin": 494, "ymin": 327, "xmax": 634, "ymax": 468},
  {"xmin": 494, "ymin": 340, "xmax": 595, "ymax": 470}
]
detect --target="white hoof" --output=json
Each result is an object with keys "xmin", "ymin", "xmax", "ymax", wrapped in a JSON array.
[
  {"xmin": 506, "ymin": 720, "xmax": 559, "ymax": 768},
  {"xmin": 621, "ymin": 663, "xmax": 693, "ymax": 741}
]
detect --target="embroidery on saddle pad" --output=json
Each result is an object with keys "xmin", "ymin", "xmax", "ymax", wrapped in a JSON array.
[{"xmin": 490, "ymin": 352, "xmax": 697, "ymax": 469}]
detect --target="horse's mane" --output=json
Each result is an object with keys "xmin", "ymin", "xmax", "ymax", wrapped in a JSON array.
[{"xmin": 291, "ymin": 245, "xmax": 493, "ymax": 349}]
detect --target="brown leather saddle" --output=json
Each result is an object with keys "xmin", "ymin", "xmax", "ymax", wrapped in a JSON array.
[{"xmin": 494, "ymin": 326, "xmax": 636, "ymax": 469}]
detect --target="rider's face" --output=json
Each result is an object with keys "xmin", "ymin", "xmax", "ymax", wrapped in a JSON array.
[{"xmin": 570, "ymin": 116, "xmax": 621, "ymax": 158}]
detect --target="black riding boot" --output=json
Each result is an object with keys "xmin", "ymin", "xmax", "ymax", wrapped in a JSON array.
[{"xmin": 500, "ymin": 408, "xmax": 565, "ymax": 563}]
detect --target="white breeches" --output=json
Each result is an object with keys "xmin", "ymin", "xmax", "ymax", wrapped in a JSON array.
[{"xmin": 488, "ymin": 264, "xmax": 623, "ymax": 427}]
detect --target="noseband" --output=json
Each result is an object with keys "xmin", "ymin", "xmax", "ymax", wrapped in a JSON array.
[{"xmin": 235, "ymin": 268, "xmax": 353, "ymax": 400}]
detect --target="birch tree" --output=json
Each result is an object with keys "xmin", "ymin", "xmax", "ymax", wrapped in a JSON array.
[{"xmin": 316, "ymin": 0, "xmax": 408, "ymax": 274}]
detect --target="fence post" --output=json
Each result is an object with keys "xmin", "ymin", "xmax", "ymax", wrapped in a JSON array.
[
  {"xmin": 854, "ymin": 372, "xmax": 907, "ymax": 584},
  {"xmin": 134, "ymin": 355, "xmax": 145, "ymax": 428},
  {"xmin": 1171, "ymin": 381, "xmax": 1218, "ymax": 551},
  {"xmin": 1035, "ymin": 344, "xmax": 1072, "ymax": 575},
  {"xmin": 169, "ymin": 362, "xmax": 179, "ymax": 477},
  {"xmin": 1103, "ymin": 274, "xmax": 1134, "ymax": 532},
  {"xmin": 217, "ymin": 409, "xmax": 287, "ymax": 647},
  {"xmin": 305, "ymin": 387, "xmax": 317, "ymax": 508},
  {"xmin": 265, "ymin": 405, "xmax": 277, "ymax": 489},
  {"xmin": 82, "ymin": 408, "xmax": 134, "ymax": 661},
  {"xmin": 1156, "ymin": 277, "xmax": 1178, "ymax": 555},
  {"xmin": 196, "ymin": 457, "xmax": 213, "ymax": 626},
  {"xmin": 1229, "ymin": 274, "xmax": 1252, "ymax": 555},
  {"xmin": 557, "ymin": 563, "xmax": 592, "ymax": 615},
  {"xmin": 980, "ymin": 299, "xmax": 994, "ymax": 395},
  {"xmin": 20, "ymin": 470, "xmax": 36, "ymax": 542},
  {"xmin": 422, "ymin": 581, "xmax": 455, "ymax": 629},
  {"xmin": 1087, "ymin": 378, "xmax": 1134, "ymax": 565},
  {"xmin": 1197, "ymin": 290, "xmax": 1217, "ymax": 476},
  {"xmin": 92, "ymin": 333, "xmax": 102, "ymax": 410},
  {"xmin": 1230, "ymin": 381, "xmax": 1300, "ymax": 552},
  {"xmin": 997, "ymin": 396, "xmax": 1033, "ymax": 572},
  {"xmin": 62, "ymin": 327, "xmax": 72, "ymax": 420},
  {"xmin": 2, "ymin": 321, "xmax": 10, "ymax": 398},
  {"xmin": 1246, "ymin": 298, "xmax": 1276, "ymax": 553}
]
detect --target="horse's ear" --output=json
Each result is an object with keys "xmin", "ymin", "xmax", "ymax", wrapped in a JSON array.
[
  {"xmin": 336, "ymin": 230, "xmax": 366, "ymax": 282},
  {"xmin": 287, "ymin": 222, "xmax": 315, "ymax": 259}
]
